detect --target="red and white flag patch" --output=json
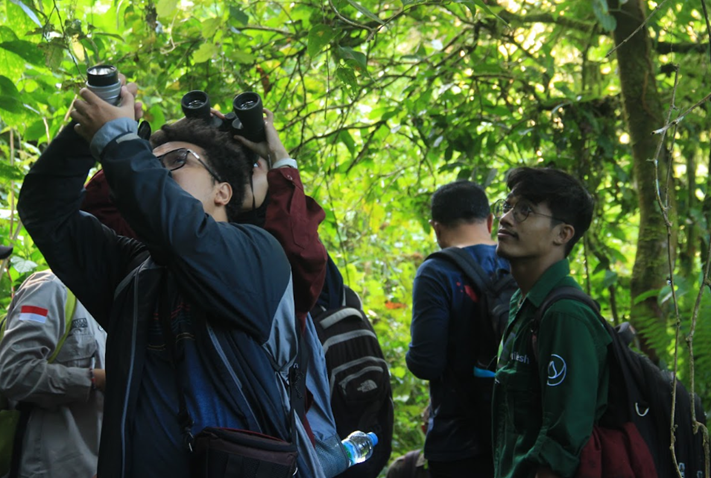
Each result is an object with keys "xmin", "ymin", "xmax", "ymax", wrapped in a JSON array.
[{"xmin": 19, "ymin": 305, "xmax": 49, "ymax": 324}]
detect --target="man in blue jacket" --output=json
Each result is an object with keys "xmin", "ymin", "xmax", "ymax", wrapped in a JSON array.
[
  {"xmin": 18, "ymin": 80, "xmax": 323, "ymax": 478},
  {"xmin": 407, "ymin": 180, "xmax": 507, "ymax": 478}
]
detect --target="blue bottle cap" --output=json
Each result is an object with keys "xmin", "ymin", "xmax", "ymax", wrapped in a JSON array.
[{"xmin": 367, "ymin": 432, "xmax": 378, "ymax": 446}]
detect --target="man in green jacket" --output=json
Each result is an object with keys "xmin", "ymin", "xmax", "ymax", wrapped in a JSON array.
[{"xmin": 491, "ymin": 167, "xmax": 611, "ymax": 478}]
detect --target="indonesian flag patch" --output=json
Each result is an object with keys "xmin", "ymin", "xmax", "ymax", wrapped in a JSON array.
[{"xmin": 19, "ymin": 305, "xmax": 49, "ymax": 324}]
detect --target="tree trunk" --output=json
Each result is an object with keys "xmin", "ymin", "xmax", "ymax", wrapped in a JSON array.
[{"xmin": 611, "ymin": 0, "xmax": 676, "ymax": 362}]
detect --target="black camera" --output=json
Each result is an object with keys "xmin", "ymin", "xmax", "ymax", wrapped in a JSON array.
[
  {"xmin": 180, "ymin": 90, "xmax": 266, "ymax": 143},
  {"xmin": 86, "ymin": 64, "xmax": 122, "ymax": 105}
]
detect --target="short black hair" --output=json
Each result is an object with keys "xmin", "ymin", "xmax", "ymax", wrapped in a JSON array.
[
  {"xmin": 431, "ymin": 180, "xmax": 490, "ymax": 227},
  {"xmin": 150, "ymin": 119, "xmax": 257, "ymax": 222},
  {"xmin": 506, "ymin": 167, "xmax": 594, "ymax": 256}
]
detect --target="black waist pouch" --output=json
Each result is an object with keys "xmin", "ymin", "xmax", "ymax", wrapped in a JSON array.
[{"xmin": 193, "ymin": 427, "xmax": 298, "ymax": 478}]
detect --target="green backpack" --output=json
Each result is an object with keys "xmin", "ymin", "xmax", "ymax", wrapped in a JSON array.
[{"xmin": 0, "ymin": 286, "xmax": 77, "ymax": 476}]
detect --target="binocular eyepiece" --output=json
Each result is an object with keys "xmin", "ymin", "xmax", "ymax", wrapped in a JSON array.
[{"xmin": 180, "ymin": 90, "xmax": 266, "ymax": 143}]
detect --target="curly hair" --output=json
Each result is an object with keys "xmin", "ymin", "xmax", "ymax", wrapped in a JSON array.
[{"xmin": 150, "ymin": 119, "xmax": 257, "ymax": 222}]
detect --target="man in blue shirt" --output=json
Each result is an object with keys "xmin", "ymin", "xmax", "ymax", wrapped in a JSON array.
[{"xmin": 407, "ymin": 181, "xmax": 507, "ymax": 478}]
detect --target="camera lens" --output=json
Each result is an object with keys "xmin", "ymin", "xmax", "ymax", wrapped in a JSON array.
[{"xmin": 86, "ymin": 64, "xmax": 121, "ymax": 105}]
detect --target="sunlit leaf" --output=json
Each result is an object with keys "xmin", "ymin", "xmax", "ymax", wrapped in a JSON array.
[
  {"xmin": 307, "ymin": 24, "xmax": 335, "ymax": 58},
  {"xmin": 192, "ymin": 42, "xmax": 220, "ymax": 63},
  {"xmin": 156, "ymin": 0, "xmax": 178, "ymax": 19},
  {"xmin": 10, "ymin": 0, "xmax": 42, "ymax": 28}
]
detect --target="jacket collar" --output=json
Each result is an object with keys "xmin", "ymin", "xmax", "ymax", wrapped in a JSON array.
[{"xmin": 519, "ymin": 259, "xmax": 571, "ymax": 309}]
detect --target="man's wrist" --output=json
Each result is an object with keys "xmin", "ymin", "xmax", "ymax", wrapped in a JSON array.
[
  {"xmin": 272, "ymin": 157, "xmax": 298, "ymax": 169},
  {"xmin": 270, "ymin": 149, "xmax": 290, "ymax": 162}
]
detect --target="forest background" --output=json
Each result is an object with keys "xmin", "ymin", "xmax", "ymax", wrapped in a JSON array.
[{"xmin": 1, "ymin": 0, "xmax": 710, "ymax": 468}]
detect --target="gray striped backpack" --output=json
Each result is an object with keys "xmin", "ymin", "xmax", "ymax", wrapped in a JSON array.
[{"xmin": 310, "ymin": 286, "xmax": 393, "ymax": 478}]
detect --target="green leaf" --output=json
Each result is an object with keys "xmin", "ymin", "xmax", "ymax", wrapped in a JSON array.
[
  {"xmin": 10, "ymin": 257, "xmax": 37, "ymax": 274},
  {"xmin": 0, "ymin": 162, "xmax": 24, "ymax": 180},
  {"xmin": 9, "ymin": 0, "xmax": 42, "ymax": 28},
  {"xmin": 592, "ymin": 0, "xmax": 617, "ymax": 32},
  {"xmin": 192, "ymin": 42, "xmax": 220, "ymax": 63},
  {"xmin": 229, "ymin": 6, "xmax": 249, "ymax": 25},
  {"xmin": 339, "ymin": 130, "xmax": 356, "ymax": 154},
  {"xmin": 602, "ymin": 270, "xmax": 618, "ymax": 288},
  {"xmin": 345, "ymin": 0, "xmax": 384, "ymax": 24},
  {"xmin": 0, "ymin": 26, "xmax": 19, "ymax": 42},
  {"xmin": 0, "ymin": 40, "xmax": 44, "ymax": 65},
  {"xmin": 307, "ymin": 24, "xmax": 335, "ymax": 58},
  {"xmin": 337, "ymin": 46, "xmax": 367, "ymax": 70},
  {"xmin": 231, "ymin": 50, "xmax": 255, "ymax": 64},
  {"xmin": 633, "ymin": 288, "xmax": 661, "ymax": 305},
  {"xmin": 0, "ymin": 75, "xmax": 22, "ymax": 113},
  {"xmin": 336, "ymin": 67, "xmax": 358, "ymax": 98},
  {"xmin": 456, "ymin": 0, "xmax": 508, "ymax": 24},
  {"xmin": 156, "ymin": 0, "xmax": 178, "ymax": 19},
  {"xmin": 202, "ymin": 17, "xmax": 224, "ymax": 40}
]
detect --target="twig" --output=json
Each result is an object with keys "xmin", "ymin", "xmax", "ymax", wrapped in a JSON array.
[
  {"xmin": 9, "ymin": 130, "xmax": 15, "ymax": 238},
  {"xmin": 606, "ymin": 0, "xmax": 669, "ymax": 58},
  {"xmin": 328, "ymin": 0, "xmax": 375, "ymax": 38},
  {"xmin": 650, "ymin": 65, "xmax": 683, "ymax": 477},
  {"xmin": 652, "ymin": 92, "xmax": 711, "ymax": 135}
]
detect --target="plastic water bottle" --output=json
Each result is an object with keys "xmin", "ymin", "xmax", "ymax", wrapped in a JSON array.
[{"xmin": 341, "ymin": 431, "xmax": 378, "ymax": 467}]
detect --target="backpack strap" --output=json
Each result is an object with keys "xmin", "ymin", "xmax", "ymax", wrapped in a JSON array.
[
  {"xmin": 530, "ymin": 286, "xmax": 601, "ymax": 362},
  {"xmin": 427, "ymin": 247, "xmax": 491, "ymax": 294},
  {"xmin": 47, "ymin": 286, "xmax": 77, "ymax": 364}
]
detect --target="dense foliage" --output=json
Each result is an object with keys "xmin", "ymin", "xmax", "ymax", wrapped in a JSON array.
[{"xmin": 1, "ymin": 0, "xmax": 710, "ymax": 466}]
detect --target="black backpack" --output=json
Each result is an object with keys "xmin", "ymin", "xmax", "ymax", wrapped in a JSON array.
[
  {"xmin": 310, "ymin": 286, "xmax": 394, "ymax": 478},
  {"xmin": 426, "ymin": 247, "xmax": 517, "ymax": 374},
  {"xmin": 533, "ymin": 287, "xmax": 708, "ymax": 478}
]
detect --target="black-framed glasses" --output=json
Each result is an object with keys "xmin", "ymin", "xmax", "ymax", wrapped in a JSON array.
[
  {"xmin": 156, "ymin": 148, "xmax": 223, "ymax": 183},
  {"xmin": 492, "ymin": 199, "xmax": 562, "ymax": 224}
]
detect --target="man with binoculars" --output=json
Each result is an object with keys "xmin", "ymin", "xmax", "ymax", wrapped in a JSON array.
[{"xmin": 18, "ymin": 73, "xmax": 324, "ymax": 478}]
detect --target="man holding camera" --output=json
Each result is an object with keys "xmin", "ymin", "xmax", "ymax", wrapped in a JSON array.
[{"xmin": 18, "ymin": 78, "xmax": 323, "ymax": 478}]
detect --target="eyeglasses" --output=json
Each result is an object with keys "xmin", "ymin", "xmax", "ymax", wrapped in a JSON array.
[
  {"xmin": 492, "ymin": 199, "xmax": 562, "ymax": 224},
  {"xmin": 155, "ymin": 148, "xmax": 223, "ymax": 183}
]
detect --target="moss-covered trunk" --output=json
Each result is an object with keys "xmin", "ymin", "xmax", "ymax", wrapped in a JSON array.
[{"xmin": 611, "ymin": 0, "xmax": 676, "ymax": 361}]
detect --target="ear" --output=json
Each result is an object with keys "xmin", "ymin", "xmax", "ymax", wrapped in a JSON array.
[
  {"xmin": 213, "ymin": 181, "xmax": 233, "ymax": 208},
  {"xmin": 486, "ymin": 213, "xmax": 494, "ymax": 234},
  {"xmin": 553, "ymin": 223, "xmax": 575, "ymax": 248},
  {"xmin": 431, "ymin": 220, "xmax": 444, "ymax": 247}
]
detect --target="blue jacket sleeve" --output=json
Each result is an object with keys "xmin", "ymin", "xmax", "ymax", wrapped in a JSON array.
[
  {"xmin": 17, "ymin": 123, "xmax": 144, "ymax": 328},
  {"xmin": 406, "ymin": 261, "xmax": 452, "ymax": 380},
  {"xmin": 98, "ymin": 126, "xmax": 291, "ymax": 342}
]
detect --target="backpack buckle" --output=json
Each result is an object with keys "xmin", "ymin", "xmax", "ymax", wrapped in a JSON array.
[{"xmin": 635, "ymin": 402, "xmax": 650, "ymax": 417}]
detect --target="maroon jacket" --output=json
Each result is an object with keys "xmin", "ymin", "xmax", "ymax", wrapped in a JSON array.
[{"xmin": 263, "ymin": 167, "xmax": 327, "ymax": 330}]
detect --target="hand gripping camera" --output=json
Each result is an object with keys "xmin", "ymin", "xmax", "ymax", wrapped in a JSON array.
[{"xmin": 180, "ymin": 90, "xmax": 266, "ymax": 143}]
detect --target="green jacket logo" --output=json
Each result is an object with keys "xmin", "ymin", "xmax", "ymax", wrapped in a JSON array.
[{"xmin": 546, "ymin": 354, "xmax": 567, "ymax": 387}]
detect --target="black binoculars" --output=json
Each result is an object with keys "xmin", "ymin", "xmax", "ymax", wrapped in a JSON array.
[{"xmin": 181, "ymin": 91, "xmax": 266, "ymax": 143}]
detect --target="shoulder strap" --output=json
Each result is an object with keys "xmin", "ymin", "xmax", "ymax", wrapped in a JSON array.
[
  {"xmin": 47, "ymin": 286, "xmax": 77, "ymax": 364},
  {"xmin": 531, "ymin": 286, "xmax": 601, "ymax": 362},
  {"xmin": 533, "ymin": 286, "xmax": 600, "ymax": 329},
  {"xmin": 427, "ymin": 247, "xmax": 491, "ymax": 293}
]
